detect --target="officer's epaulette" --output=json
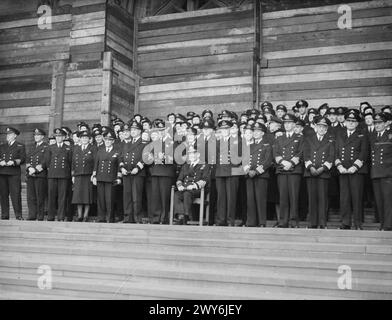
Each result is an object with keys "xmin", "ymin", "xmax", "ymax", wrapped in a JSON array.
[
  {"xmin": 358, "ymin": 134, "xmax": 364, "ymax": 137},
  {"xmin": 263, "ymin": 143, "xmax": 270, "ymax": 146},
  {"xmin": 17, "ymin": 143, "xmax": 24, "ymax": 147}
]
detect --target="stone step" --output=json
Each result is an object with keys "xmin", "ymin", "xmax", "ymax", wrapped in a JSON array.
[
  {"xmin": 0, "ymin": 272, "xmax": 344, "ymax": 300},
  {"xmin": 0, "ymin": 220, "xmax": 387, "ymax": 239}
]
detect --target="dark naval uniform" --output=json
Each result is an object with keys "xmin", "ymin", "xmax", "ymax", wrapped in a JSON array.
[
  {"xmin": 215, "ymin": 133, "xmax": 242, "ymax": 226},
  {"xmin": 335, "ymin": 126, "xmax": 368, "ymax": 229},
  {"xmin": 71, "ymin": 144, "xmax": 95, "ymax": 205},
  {"xmin": 244, "ymin": 134, "xmax": 273, "ymax": 227},
  {"xmin": 273, "ymin": 122, "xmax": 304, "ymax": 227},
  {"xmin": 119, "ymin": 137, "xmax": 146, "ymax": 223},
  {"xmin": 370, "ymin": 115, "xmax": 392, "ymax": 230},
  {"xmin": 46, "ymin": 138, "xmax": 73, "ymax": 221},
  {"xmin": 175, "ymin": 161, "xmax": 210, "ymax": 221},
  {"xmin": 0, "ymin": 129, "xmax": 26, "ymax": 220},
  {"xmin": 148, "ymin": 136, "xmax": 177, "ymax": 224},
  {"xmin": 26, "ymin": 138, "xmax": 49, "ymax": 220},
  {"xmin": 94, "ymin": 144, "xmax": 120, "ymax": 222},
  {"xmin": 303, "ymin": 127, "xmax": 335, "ymax": 228}
]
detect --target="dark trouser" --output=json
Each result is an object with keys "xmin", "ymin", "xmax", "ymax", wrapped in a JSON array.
[
  {"xmin": 246, "ymin": 177, "xmax": 268, "ymax": 227},
  {"xmin": 97, "ymin": 181, "xmax": 114, "ymax": 222},
  {"xmin": 237, "ymin": 177, "xmax": 247, "ymax": 224},
  {"xmin": 208, "ymin": 178, "xmax": 217, "ymax": 225},
  {"xmin": 175, "ymin": 189, "xmax": 201, "ymax": 218},
  {"xmin": 372, "ymin": 178, "xmax": 392, "ymax": 230},
  {"xmin": 123, "ymin": 175, "xmax": 145, "ymax": 223},
  {"xmin": 113, "ymin": 185, "xmax": 123, "ymax": 221},
  {"xmin": 277, "ymin": 174, "xmax": 301, "ymax": 227},
  {"xmin": 27, "ymin": 177, "xmax": 47, "ymax": 220},
  {"xmin": 150, "ymin": 176, "xmax": 172, "ymax": 223},
  {"xmin": 48, "ymin": 178, "xmax": 69, "ymax": 221},
  {"xmin": 339, "ymin": 174, "xmax": 364, "ymax": 228},
  {"xmin": 216, "ymin": 176, "xmax": 239, "ymax": 226},
  {"xmin": 298, "ymin": 177, "xmax": 308, "ymax": 221},
  {"xmin": 65, "ymin": 179, "xmax": 73, "ymax": 220},
  {"xmin": 306, "ymin": 177, "xmax": 329, "ymax": 227},
  {"xmin": 145, "ymin": 176, "xmax": 152, "ymax": 219},
  {"xmin": 0, "ymin": 174, "xmax": 22, "ymax": 219}
]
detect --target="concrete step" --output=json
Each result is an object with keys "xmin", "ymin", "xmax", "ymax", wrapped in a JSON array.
[
  {"xmin": 1, "ymin": 220, "xmax": 391, "ymax": 299},
  {"xmin": 2, "ymin": 227, "xmax": 392, "ymax": 245}
]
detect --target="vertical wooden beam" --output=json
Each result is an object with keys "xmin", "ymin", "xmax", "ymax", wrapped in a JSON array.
[
  {"xmin": 134, "ymin": 74, "xmax": 140, "ymax": 114},
  {"xmin": 49, "ymin": 60, "xmax": 66, "ymax": 134},
  {"xmin": 252, "ymin": 0, "xmax": 261, "ymax": 108},
  {"xmin": 101, "ymin": 51, "xmax": 113, "ymax": 126}
]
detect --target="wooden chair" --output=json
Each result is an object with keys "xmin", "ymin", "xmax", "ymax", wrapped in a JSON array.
[{"xmin": 169, "ymin": 186, "xmax": 210, "ymax": 226}]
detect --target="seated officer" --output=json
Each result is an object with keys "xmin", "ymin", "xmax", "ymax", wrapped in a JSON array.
[
  {"xmin": 0, "ymin": 127, "xmax": 26, "ymax": 220},
  {"xmin": 175, "ymin": 147, "xmax": 210, "ymax": 225}
]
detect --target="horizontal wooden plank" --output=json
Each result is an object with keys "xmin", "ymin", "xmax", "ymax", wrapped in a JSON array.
[
  {"xmin": 0, "ymin": 37, "xmax": 70, "ymax": 52},
  {"xmin": 140, "ymin": 69, "xmax": 251, "ymax": 86},
  {"xmin": 63, "ymin": 101, "xmax": 101, "ymax": 111},
  {"xmin": 0, "ymin": 62, "xmax": 53, "ymax": 78},
  {"xmin": 260, "ymin": 69, "xmax": 392, "ymax": 85},
  {"xmin": 71, "ymin": 2, "xmax": 106, "ymax": 15},
  {"xmin": 263, "ymin": 0, "xmax": 389, "ymax": 20},
  {"xmin": 140, "ymin": 76, "xmax": 251, "ymax": 94},
  {"xmin": 67, "ymin": 60, "xmax": 102, "ymax": 71},
  {"xmin": 139, "ymin": 26, "xmax": 254, "ymax": 47},
  {"xmin": 138, "ymin": 17, "xmax": 253, "ymax": 39},
  {"xmin": 113, "ymin": 58, "xmax": 138, "ymax": 80},
  {"xmin": 63, "ymin": 111, "xmax": 101, "ymax": 121},
  {"xmin": 70, "ymin": 26, "xmax": 105, "ymax": 38},
  {"xmin": 138, "ymin": 35, "xmax": 254, "ymax": 52},
  {"xmin": 264, "ymin": 29, "xmax": 392, "ymax": 53},
  {"xmin": 260, "ymin": 59, "xmax": 392, "ymax": 77},
  {"xmin": 64, "ymin": 85, "xmax": 102, "ymax": 94},
  {"xmin": 138, "ymin": 42, "xmax": 253, "ymax": 63},
  {"xmin": 69, "ymin": 42, "xmax": 105, "ymax": 55},
  {"xmin": 112, "ymin": 85, "xmax": 135, "ymax": 102},
  {"xmin": 65, "ymin": 76, "xmax": 102, "ymax": 87},
  {"xmin": 0, "ymin": 44, "xmax": 70, "ymax": 59},
  {"xmin": 139, "ymin": 85, "xmax": 252, "ymax": 101},
  {"xmin": 106, "ymin": 39, "xmax": 133, "ymax": 60},
  {"xmin": 66, "ymin": 68, "xmax": 103, "ymax": 78},
  {"xmin": 267, "ymin": 50, "xmax": 392, "ymax": 68},
  {"xmin": 138, "ymin": 52, "xmax": 252, "ymax": 70},
  {"xmin": 263, "ymin": 15, "xmax": 392, "ymax": 37},
  {"xmin": 0, "ymin": 97, "xmax": 51, "ymax": 109},
  {"xmin": 260, "ymin": 77, "xmax": 392, "ymax": 93},
  {"xmin": 0, "ymin": 14, "xmax": 71, "ymax": 30},
  {"xmin": 70, "ymin": 35, "xmax": 104, "ymax": 47},
  {"xmin": 0, "ymin": 80, "xmax": 51, "ymax": 94},
  {"xmin": 0, "ymin": 115, "xmax": 50, "ymax": 125},
  {"xmin": 72, "ymin": 0, "xmax": 106, "ymax": 7},
  {"xmin": 139, "ymin": 93, "xmax": 252, "ymax": 110},
  {"xmin": 140, "ymin": 4, "xmax": 252, "ymax": 23},
  {"xmin": 263, "ymin": 6, "xmax": 392, "ymax": 28},
  {"xmin": 0, "ymin": 90, "xmax": 51, "ymax": 100},
  {"xmin": 0, "ymin": 106, "xmax": 50, "ymax": 117},
  {"xmin": 72, "ymin": 18, "xmax": 105, "ymax": 30},
  {"xmin": 261, "ymin": 86, "xmax": 392, "ymax": 101},
  {"xmin": 0, "ymin": 52, "xmax": 69, "ymax": 66},
  {"xmin": 70, "ymin": 52, "xmax": 103, "ymax": 63},
  {"xmin": 72, "ymin": 11, "xmax": 105, "ymax": 23},
  {"xmin": 264, "ymin": 42, "xmax": 392, "ymax": 60},
  {"xmin": 140, "ymin": 61, "xmax": 251, "ymax": 78},
  {"xmin": 112, "ymin": 77, "xmax": 135, "ymax": 92},
  {"xmin": 64, "ymin": 92, "xmax": 102, "ymax": 103},
  {"xmin": 107, "ymin": 17, "xmax": 133, "ymax": 41}
]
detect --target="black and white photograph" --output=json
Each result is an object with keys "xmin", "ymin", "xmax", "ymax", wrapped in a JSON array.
[{"xmin": 0, "ymin": 0, "xmax": 392, "ymax": 304}]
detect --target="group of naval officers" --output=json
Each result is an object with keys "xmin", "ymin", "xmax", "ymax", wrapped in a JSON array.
[{"xmin": 0, "ymin": 99, "xmax": 391, "ymax": 231}]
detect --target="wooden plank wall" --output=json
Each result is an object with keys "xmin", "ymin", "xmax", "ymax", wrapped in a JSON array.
[
  {"xmin": 259, "ymin": 0, "xmax": 392, "ymax": 110},
  {"xmin": 106, "ymin": 1, "xmax": 137, "ymax": 121},
  {"xmin": 62, "ymin": 0, "xmax": 107, "ymax": 129},
  {"xmin": 111, "ymin": 56, "xmax": 137, "ymax": 121},
  {"xmin": 0, "ymin": 3, "xmax": 72, "ymax": 149},
  {"xmin": 137, "ymin": 5, "xmax": 255, "ymax": 119}
]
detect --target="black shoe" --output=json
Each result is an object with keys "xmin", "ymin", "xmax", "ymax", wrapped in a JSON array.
[
  {"xmin": 309, "ymin": 225, "xmax": 317, "ymax": 229},
  {"xmin": 83, "ymin": 217, "xmax": 88, "ymax": 222},
  {"xmin": 16, "ymin": 216, "xmax": 24, "ymax": 220},
  {"xmin": 355, "ymin": 226, "xmax": 363, "ymax": 230},
  {"xmin": 97, "ymin": 219, "xmax": 106, "ymax": 223},
  {"xmin": 183, "ymin": 216, "xmax": 189, "ymax": 225},
  {"xmin": 319, "ymin": 226, "xmax": 325, "ymax": 229},
  {"xmin": 123, "ymin": 220, "xmax": 132, "ymax": 224},
  {"xmin": 278, "ymin": 224, "xmax": 288, "ymax": 228},
  {"xmin": 47, "ymin": 218, "xmax": 55, "ymax": 222},
  {"xmin": 27, "ymin": 217, "xmax": 36, "ymax": 221},
  {"xmin": 339, "ymin": 225, "xmax": 351, "ymax": 230},
  {"xmin": 1, "ymin": 217, "xmax": 9, "ymax": 220},
  {"xmin": 77, "ymin": 217, "xmax": 83, "ymax": 222}
]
